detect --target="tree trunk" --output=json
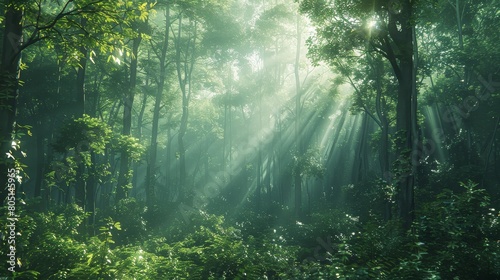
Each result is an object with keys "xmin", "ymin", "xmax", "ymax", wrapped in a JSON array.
[
  {"xmin": 75, "ymin": 42, "xmax": 88, "ymax": 116},
  {"xmin": 256, "ymin": 141, "xmax": 262, "ymax": 207},
  {"xmin": 116, "ymin": 35, "xmax": 142, "ymax": 201},
  {"xmin": 33, "ymin": 121, "xmax": 44, "ymax": 198},
  {"xmin": 175, "ymin": 15, "xmax": 196, "ymax": 201},
  {"xmin": 395, "ymin": 59, "xmax": 415, "ymax": 228},
  {"xmin": 132, "ymin": 76, "xmax": 148, "ymax": 189},
  {"xmin": 373, "ymin": 55, "xmax": 392, "ymax": 219},
  {"xmin": 87, "ymin": 152, "xmax": 97, "ymax": 225},
  {"xmin": 147, "ymin": 4, "xmax": 170, "ymax": 206},
  {"xmin": 354, "ymin": 113, "xmax": 369, "ymax": 182},
  {"xmin": 74, "ymin": 30, "xmax": 88, "ymax": 208},
  {"xmin": 0, "ymin": 4, "xmax": 22, "ymax": 204},
  {"xmin": 165, "ymin": 123, "xmax": 174, "ymax": 200},
  {"xmin": 222, "ymin": 64, "xmax": 233, "ymax": 179},
  {"xmin": 294, "ymin": 12, "xmax": 302, "ymax": 217},
  {"xmin": 387, "ymin": 0, "xmax": 416, "ymax": 228}
]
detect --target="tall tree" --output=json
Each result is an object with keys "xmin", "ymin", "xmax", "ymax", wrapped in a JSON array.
[
  {"xmin": 0, "ymin": 1, "xmax": 23, "ymax": 204},
  {"xmin": 173, "ymin": 12, "xmax": 195, "ymax": 199},
  {"xmin": 0, "ymin": 0, "xmax": 149, "ymax": 204},
  {"xmin": 116, "ymin": 33, "xmax": 143, "ymax": 201},
  {"xmin": 115, "ymin": 0, "xmax": 151, "ymax": 200},
  {"xmin": 145, "ymin": 3, "xmax": 171, "ymax": 206},
  {"xmin": 300, "ymin": 0, "xmax": 418, "ymax": 226},
  {"xmin": 294, "ymin": 12, "xmax": 303, "ymax": 217}
]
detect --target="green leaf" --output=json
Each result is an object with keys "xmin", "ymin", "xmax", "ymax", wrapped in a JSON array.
[{"xmin": 87, "ymin": 253, "xmax": 94, "ymax": 266}]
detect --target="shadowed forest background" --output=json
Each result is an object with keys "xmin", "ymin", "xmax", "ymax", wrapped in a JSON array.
[{"xmin": 0, "ymin": 0, "xmax": 499, "ymax": 279}]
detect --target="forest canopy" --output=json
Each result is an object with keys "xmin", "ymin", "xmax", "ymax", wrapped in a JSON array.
[{"xmin": 0, "ymin": 0, "xmax": 499, "ymax": 279}]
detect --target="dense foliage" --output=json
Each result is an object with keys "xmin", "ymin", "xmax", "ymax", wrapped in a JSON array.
[{"xmin": 1, "ymin": 181, "xmax": 498, "ymax": 279}]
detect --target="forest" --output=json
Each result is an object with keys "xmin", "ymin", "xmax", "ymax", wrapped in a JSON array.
[{"xmin": 0, "ymin": 0, "xmax": 499, "ymax": 279}]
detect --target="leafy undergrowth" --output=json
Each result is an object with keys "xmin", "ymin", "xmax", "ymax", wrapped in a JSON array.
[{"xmin": 1, "ymin": 181, "xmax": 499, "ymax": 279}]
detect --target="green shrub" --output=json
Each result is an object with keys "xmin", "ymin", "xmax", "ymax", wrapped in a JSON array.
[{"xmin": 416, "ymin": 181, "xmax": 500, "ymax": 279}]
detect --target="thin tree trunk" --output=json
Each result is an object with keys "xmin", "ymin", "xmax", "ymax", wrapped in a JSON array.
[
  {"xmin": 87, "ymin": 152, "xmax": 97, "ymax": 225},
  {"xmin": 166, "ymin": 123, "xmax": 174, "ymax": 200},
  {"xmin": 294, "ymin": 12, "xmax": 302, "ymax": 217},
  {"xmin": 116, "ymin": 35, "xmax": 142, "ymax": 201},
  {"xmin": 482, "ymin": 118, "xmax": 500, "ymax": 186},
  {"xmin": 132, "ymin": 78, "xmax": 148, "ymax": 189},
  {"xmin": 175, "ymin": 15, "xmax": 196, "ymax": 200},
  {"xmin": 176, "ymin": 15, "xmax": 188, "ymax": 197},
  {"xmin": 147, "ymin": 5, "xmax": 170, "ymax": 206},
  {"xmin": 222, "ymin": 64, "xmax": 233, "ymax": 178},
  {"xmin": 266, "ymin": 147, "xmax": 272, "ymax": 203},
  {"xmin": 75, "ymin": 39, "xmax": 88, "ymax": 116},
  {"xmin": 74, "ymin": 27, "xmax": 88, "ymax": 208},
  {"xmin": 373, "ymin": 56, "xmax": 392, "ymax": 219},
  {"xmin": 354, "ymin": 113, "xmax": 369, "ymax": 182},
  {"xmin": 34, "ymin": 122, "xmax": 44, "ymax": 198}
]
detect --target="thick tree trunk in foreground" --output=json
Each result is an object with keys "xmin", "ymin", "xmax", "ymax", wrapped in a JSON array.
[
  {"xmin": 395, "ymin": 59, "xmax": 415, "ymax": 228},
  {"xmin": 0, "ymin": 5, "xmax": 23, "ymax": 204},
  {"xmin": 388, "ymin": 0, "xmax": 416, "ymax": 228}
]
